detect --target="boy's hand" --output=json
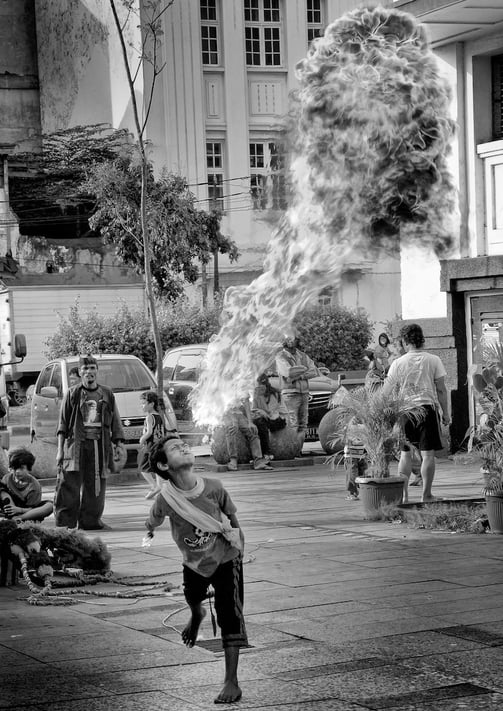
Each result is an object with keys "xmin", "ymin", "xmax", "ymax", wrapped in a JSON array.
[
  {"xmin": 56, "ymin": 447, "xmax": 64, "ymax": 467},
  {"xmin": 142, "ymin": 530, "xmax": 154, "ymax": 547},
  {"xmin": 3, "ymin": 503, "xmax": 22, "ymax": 517}
]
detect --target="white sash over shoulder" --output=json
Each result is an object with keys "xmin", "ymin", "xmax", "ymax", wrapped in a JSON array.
[{"xmin": 160, "ymin": 481, "xmax": 243, "ymax": 551}]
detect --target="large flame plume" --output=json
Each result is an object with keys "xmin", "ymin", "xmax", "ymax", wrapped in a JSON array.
[{"xmin": 191, "ymin": 5, "xmax": 456, "ymax": 427}]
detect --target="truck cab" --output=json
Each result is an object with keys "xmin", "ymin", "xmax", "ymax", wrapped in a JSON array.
[{"xmin": 0, "ymin": 334, "xmax": 27, "ymax": 450}]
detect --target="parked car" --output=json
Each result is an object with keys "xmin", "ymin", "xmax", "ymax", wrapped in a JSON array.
[
  {"xmin": 30, "ymin": 354, "xmax": 177, "ymax": 467},
  {"xmin": 160, "ymin": 343, "xmax": 344, "ymax": 442}
]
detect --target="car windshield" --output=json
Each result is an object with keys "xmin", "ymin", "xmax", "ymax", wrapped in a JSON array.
[{"xmin": 66, "ymin": 359, "xmax": 155, "ymax": 393}]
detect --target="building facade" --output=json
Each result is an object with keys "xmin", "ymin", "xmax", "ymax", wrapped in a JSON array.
[
  {"xmin": 145, "ymin": 0, "xmax": 402, "ymax": 322},
  {"xmin": 386, "ymin": 0, "xmax": 503, "ymax": 447}
]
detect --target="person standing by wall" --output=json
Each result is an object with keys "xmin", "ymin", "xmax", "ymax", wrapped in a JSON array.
[
  {"xmin": 373, "ymin": 332, "xmax": 392, "ymax": 372},
  {"xmin": 384, "ymin": 324, "xmax": 450, "ymax": 504},
  {"xmin": 54, "ymin": 355, "xmax": 125, "ymax": 531},
  {"xmin": 275, "ymin": 334, "xmax": 323, "ymax": 457},
  {"xmin": 138, "ymin": 390, "xmax": 166, "ymax": 499}
]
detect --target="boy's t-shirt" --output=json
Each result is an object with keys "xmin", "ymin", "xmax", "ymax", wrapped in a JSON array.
[
  {"xmin": 146, "ymin": 477, "xmax": 239, "ymax": 577},
  {"xmin": 1, "ymin": 472, "xmax": 42, "ymax": 507}
]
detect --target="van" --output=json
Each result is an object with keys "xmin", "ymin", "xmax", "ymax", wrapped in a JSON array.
[
  {"xmin": 30, "ymin": 354, "xmax": 177, "ymax": 466},
  {"xmin": 160, "ymin": 343, "xmax": 340, "ymax": 442}
]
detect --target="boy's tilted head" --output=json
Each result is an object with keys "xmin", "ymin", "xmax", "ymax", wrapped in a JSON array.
[
  {"xmin": 149, "ymin": 435, "xmax": 194, "ymax": 479},
  {"xmin": 8, "ymin": 447, "xmax": 36, "ymax": 488},
  {"xmin": 9, "ymin": 447, "xmax": 35, "ymax": 473}
]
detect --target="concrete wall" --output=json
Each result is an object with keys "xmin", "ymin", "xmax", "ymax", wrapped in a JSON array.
[
  {"xmin": 0, "ymin": 0, "xmax": 41, "ymax": 150},
  {"xmin": 34, "ymin": 0, "xmax": 141, "ymax": 134}
]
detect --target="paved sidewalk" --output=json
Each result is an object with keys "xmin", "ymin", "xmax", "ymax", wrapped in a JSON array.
[{"xmin": 1, "ymin": 455, "xmax": 503, "ymax": 710}]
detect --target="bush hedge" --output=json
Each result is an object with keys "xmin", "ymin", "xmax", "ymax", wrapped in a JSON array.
[
  {"xmin": 294, "ymin": 306, "xmax": 373, "ymax": 371},
  {"xmin": 45, "ymin": 300, "xmax": 372, "ymax": 373}
]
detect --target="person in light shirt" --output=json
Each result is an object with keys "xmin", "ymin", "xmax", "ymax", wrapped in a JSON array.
[{"xmin": 384, "ymin": 323, "xmax": 450, "ymax": 504}]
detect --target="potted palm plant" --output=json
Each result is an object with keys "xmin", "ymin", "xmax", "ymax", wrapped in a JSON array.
[
  {"xmin": 326, "ymin": 380, "xmax": 424, "ymax": 518},
  {"xmin": 467, "ymin": 340, "xmax": 503, "ymax": 533}
]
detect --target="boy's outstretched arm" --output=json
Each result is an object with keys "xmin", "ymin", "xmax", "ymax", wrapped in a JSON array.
[{"xmin": 142, "ymin": 498, "xmax": 167, "ymax": 545}]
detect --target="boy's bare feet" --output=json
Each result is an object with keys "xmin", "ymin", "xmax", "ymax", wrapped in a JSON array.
[
  {"xmin": 214, "ymin": 680, "xmax": 242, "ymax": 704},
  {"xmin": 181, "ymin": 605, "xmax": 206, "ymax": 647}
]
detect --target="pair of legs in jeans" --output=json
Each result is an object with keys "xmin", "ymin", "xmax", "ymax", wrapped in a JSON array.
[
  {"xmin": 223, "ymin": 410, "xmax": 271, "ymax": 470},
  {"xmin": 282, "ymin": 392, "xmax": 308, "ymax": 456}
]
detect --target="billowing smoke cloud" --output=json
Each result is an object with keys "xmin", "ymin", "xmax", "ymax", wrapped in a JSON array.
[{"xmin": 191, "ymin": 5, "xmax": 456, "ymax": 427}]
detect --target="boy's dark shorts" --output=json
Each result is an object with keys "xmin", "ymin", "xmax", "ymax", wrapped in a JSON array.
[
  {"xmin": 400, "ymin": 405, "xmax": 443, "ymax": 452},
  {"xmin": 183, "ymin": 556, "xmax": 248, "ymax": 649}
]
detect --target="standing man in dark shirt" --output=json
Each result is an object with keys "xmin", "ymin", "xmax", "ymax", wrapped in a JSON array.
[{"xmin": 54, "ymin": 355, "xmax": 124, "ymax": 530}]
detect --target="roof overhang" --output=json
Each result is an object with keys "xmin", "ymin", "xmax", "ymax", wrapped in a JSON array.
[{"xmin": 390, "ymin": 0, "xmax": 503, "ymax": 47}]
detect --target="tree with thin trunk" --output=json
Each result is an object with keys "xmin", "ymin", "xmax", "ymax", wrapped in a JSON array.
[{"xmin": 109, "ymin": 0, "xmax": 175, "ymax": 401}]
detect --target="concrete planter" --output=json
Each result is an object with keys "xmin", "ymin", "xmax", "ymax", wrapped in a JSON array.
[
  {"xmin": 355, "ymin": 476, "xmax": 404, "ymax": 520},
  {"xmin": 211, "ymin": 427, "xmax": 249, "ymax": 464},
  {"xmin": 485, "ymin": 492, "xmax": 503, "ymax": 534},
  {"xmin": 211, "ymin": 425, "xmax": 300, "ymax": 464}
]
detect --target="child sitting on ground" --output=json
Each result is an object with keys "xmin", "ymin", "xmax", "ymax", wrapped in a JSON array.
[
  {"xmin": 143, "ymin": 434, "xmax": 247, "ymax": 705},
  {"xmin": 0, "ymin": 447, "xmax": 53, "ymax": 522}
]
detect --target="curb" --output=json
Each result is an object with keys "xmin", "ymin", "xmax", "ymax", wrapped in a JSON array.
[
  {"xmin": 196, "ymin": 454, "xmax": 327, "ymax": 473},
  {"xmin": 37, "ymin": 453, "xmax": 328, "ymax": 485},
  {"xmin": 8, "ymin": 425, "xmax": 30, "ymax": 436}
]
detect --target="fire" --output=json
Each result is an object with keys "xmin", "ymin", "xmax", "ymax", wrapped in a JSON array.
[{"xmin": 191, "ymin": 5, "xmax": 456, "ymax": 427}]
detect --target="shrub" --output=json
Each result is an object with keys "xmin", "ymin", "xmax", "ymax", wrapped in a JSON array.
[
  {"xmin": 45, "ymin": 300, "xmax": 372, "ymax": 373},
  {"xmin": 45, "ymin": 299, "xmax": 222, "ymax": 370},
  {"xmin": 294, "ymin": 305, "xmax": 373, "ymax": 370}
]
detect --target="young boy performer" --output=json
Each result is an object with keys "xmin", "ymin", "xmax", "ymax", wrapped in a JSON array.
[{"xmin": 144, "ymin": 434, "xmax": 247, "ymax": 705}]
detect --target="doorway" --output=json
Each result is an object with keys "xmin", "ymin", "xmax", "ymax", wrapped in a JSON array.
[{"xmin": 468, "ymin": 292, "xmax": 503, "ymax": 429}]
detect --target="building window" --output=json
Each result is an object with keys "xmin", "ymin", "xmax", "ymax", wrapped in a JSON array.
[
  {"xmin": 207, "ymin": 142, "xmax": 224, "ymax": 210},
  {"xmin": 244, "ymin": 0, "xmax": 282, "ymax": 67},
  {"xmin": 201, "ymin": 0, "xmax": 219, "ymax": 65},
  {"xmin": 492, "ymin": 54, "xmax": 503, "ymax": 141},
  {"xmin": 249, "ymin": 140, "xmax": 287, "ymax": 210},
  {"xmin": 306, "ymin": 0, "xmax": 325, "ymax": 47}
]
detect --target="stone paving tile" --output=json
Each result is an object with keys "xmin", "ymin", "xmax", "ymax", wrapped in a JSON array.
[
  {"xmin": 88, "ymin": 605, "xmax": 189, "ymax": 631},
  {"xmin": 360, "ymin": 682, "xmax": 492, "ymax": 710},
  {"xmin": 0, "ymin": 645, "xmax": 45, "ymax": 667},
  {"xmin": 401, "ymin": 594, "xmax": 503, "ymax": 619},
  {"xmin": 241, "ymin": 621, "xmax": 301, "ymax": 646},
  {"xmin": 254, "ymin": 565, "xmax": 428, "ymax": 587},
  {"xmin": 339, "ymin": 629, "xmax": 483, "ymax": 660},
  {"xmin": 241, "ymin": 701, "xmax": 371, "ymax": 711},
  {"xmin": 399, "ymin": 647, "xmax": 503, "ymax": 692},
  {"xmin": 76, "ymin": 663, "xmax": 226, "ymax": 694},
  {"xmin": 51, "ymin": 647, "xmax": 212, "ymax": 675},
  {"xmin": 429, "ymin": 609, "xmax": 503, "ymax": 626},
  {"xmin": 170, "ymin": 677, "xmax": 327, "ymax": 709},
  {"xmin": 0, "ymin": 616, "xmax": 113, "ymax": 640},
  {"xmin": 0, "ymin": 669, "xmax": 114, "ymax": 708},
  {"xmin": 297, "ymin": 664, "xmax": 460, "ymax": 705},
  {"xmin": 250, "ymin": 602, "xmax": 429, "ymax": 628},
  {"xmin": 274, "ymin": 657, "xmax": 386, "ymax": 679},
  {"xmin": 437, "ymin": 572, "xmax": 503, "ymax": 587},
  {"xmin": 471, "ymin": 619, "xmax": 503, "ymax": 637},
  {"xmin": 261, "ymin": 613, "xmax": 453, "ymax": 645},
  {"xmin": 3, "ymin": 628, "xmax": 203, "ymax": 662},
  {"xmin": 9, "ymin": 691, "xmax": 203, "ymax": 711},
  {"xmin": 384, "ymin": 691, "xmax": 503, "ymax": 710},
  {"xmin": 367, "ymin": 583, "xmax": 503, "ymax": 610},
  {"xmin": 233, "ymin": 632, "xmax": 479, "ymax": 675}
]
